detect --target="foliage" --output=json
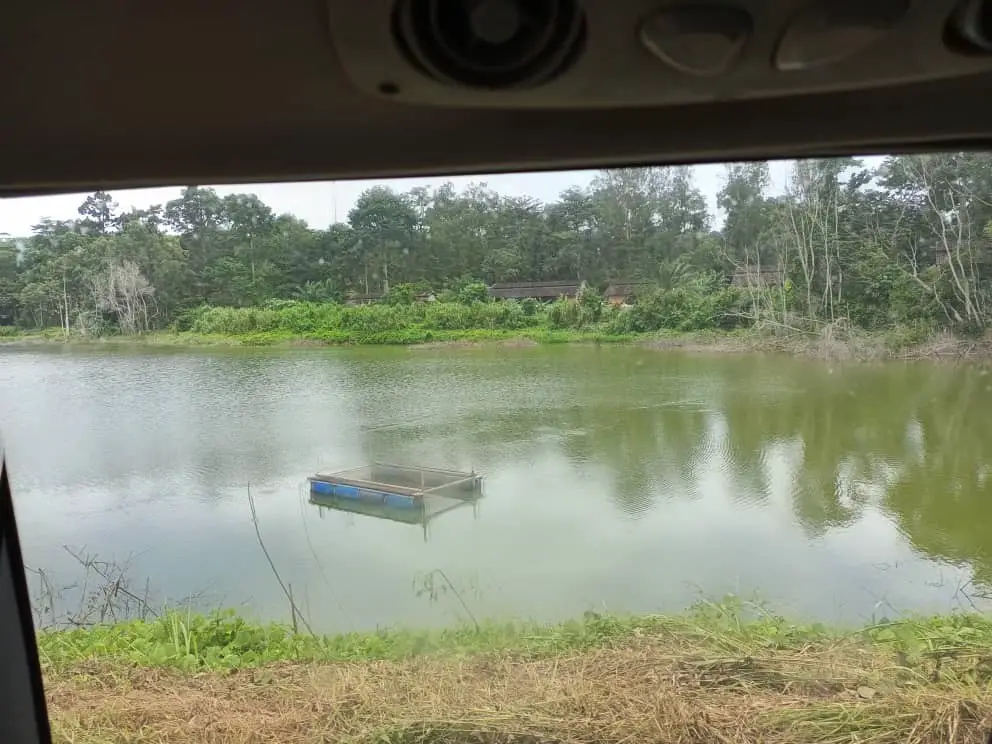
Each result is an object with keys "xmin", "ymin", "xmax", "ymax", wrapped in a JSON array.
[
  {"xmin": 37, "ymin": 599, "xmax": 992, "ymax": 676},
  {"xmin": 519, "ymin": 296, "xmax": 539, "ymax": 317},
  {"xmin": 630, "ymin": 287, "xmax": 745, "ymax": 332},
  {"xmin": 382, "ymin": 282, "xmax": 429, "ymax": 305},
  {"xmin": 457, "ymin": 282, "xmax": 490, "ymax": 305},
  {"xmin": 9, "ymin": 155, "xmax": 992, "ymax": 338}
]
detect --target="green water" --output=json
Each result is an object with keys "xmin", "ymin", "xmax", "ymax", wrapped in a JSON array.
[{"xmin": 2, "ymin": 345, "xmax": 991, "ymax": 630}]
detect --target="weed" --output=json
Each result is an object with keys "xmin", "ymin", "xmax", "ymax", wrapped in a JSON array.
[{"xmin": 41, "ymin": 601, "xmax": 992, "ymax": 744}]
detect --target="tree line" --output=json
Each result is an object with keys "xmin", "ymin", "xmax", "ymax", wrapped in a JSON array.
[{"xmin": 1, "ymin": 153, "xmax": 991, "ymax": 336}]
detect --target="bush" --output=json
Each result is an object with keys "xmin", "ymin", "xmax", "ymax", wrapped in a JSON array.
[
  {"xmin": 883, "ymin": 322, "xmax": 937, "ymax": 350},
  {"xmin": 419, "ymin": 301, "xmax": 532, "ymax": 330},
  {"xmin": 189, "ymin": 306, "xmax": 280, "ymax": 334},
  {"xmin": 457, "ymin": 282, "xmax": 489, "ymax": 305},
  {"xmin": 603, "ymin": 305, "xmax": 634, "ymax": 335},
  {"xmin": 422, "ymin": 303, "xmax": 475, "ymax": 330},
  {"xmin": 274, "ymin": 302, "xmax": 342, "ymax": 334},
  {"xmin": 630, "ymin": 287, "xmax": 744, "ymax": 332},
  {"xmin": 263, "ymin": 298, "xmax": 301, "ymax": 311},
  {"xmin": 338, "ymin": 304, "xmax": 411, "ymax": 333},
  {"xmin": 383, "ymin": 282, "xmax": 431, "ymax": 306},
  {"xmin": 575, "ymin": 282, "xmax": 604, "ymax": 323},
  {"xmin": 172, "ymin": 305, "xmax": 208, "ymax": 332},
  {"xmin": 547, "ymin": 297, "xmax": 580, "ymax": 329},
  {"xmin": 474, "ymin": 300, "xmax": 530, "ymax": 330}
]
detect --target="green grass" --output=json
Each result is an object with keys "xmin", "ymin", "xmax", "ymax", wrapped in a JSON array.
[
  {"xmin": 10, "ymin": 327, "xmax": 639, "ymax": 348},
  {"xmin": 36, "ymin": 599, "xmax": 992, "ymax": 673},
  {"xmin": 37, "ymin": 609, "xmax": 673, "ymax": 671},
  {"xmin": 5, "ymin": 306, "xmax": 984, "ymax": 362},
  {"xmin": 42, "ymin": 602, "xmax": 992, "ymax": 744}
]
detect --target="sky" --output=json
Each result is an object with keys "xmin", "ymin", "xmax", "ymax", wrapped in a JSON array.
[{"xmin": 0, "ymin": 161, "xmax": 802, "ymax": 238}]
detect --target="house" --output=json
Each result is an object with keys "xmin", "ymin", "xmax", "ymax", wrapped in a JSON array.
[
  {"xmin": 730, "ymin": 267, "xmax": 784, "ymax": 288},
  {"xmin": 935, "ymin": 249, "xmax": 992, "ymax": 266},
  {"xmin": 487, "ymin": 281, "xmax": 582, "ymax": 301},
  {"xmin": 604, "ymin": 282, "xmax": 652, "ymax": 305}
]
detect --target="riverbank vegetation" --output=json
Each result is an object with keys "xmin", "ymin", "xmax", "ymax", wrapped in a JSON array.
[
  {"xmin": 2, "ymin": 154, "xmax": 992, "ymax": 354},
  {"xmin": 41, "ymin": 601, "xmax": 992, "ymax": 744}
]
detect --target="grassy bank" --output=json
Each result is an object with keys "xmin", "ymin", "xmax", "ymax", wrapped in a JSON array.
[
  {"xmin": 41, "ymin": 603, "xmax": 992, "ymax": 743},
  {"xmin": 3, "ymin": 296, "xmax": 991, "ymax": 359},
  {"xmin": 0, "ymin": 326, "xmax": 636, "ymax": 349},
  {"xmin": 5, "ymin": 325, "xmax": 992, "ymax": 362}
]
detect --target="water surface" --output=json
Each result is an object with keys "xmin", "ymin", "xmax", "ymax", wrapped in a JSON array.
[{"xmin": 2, "ymin": 345, "xmax": 991, "ymax": 631}]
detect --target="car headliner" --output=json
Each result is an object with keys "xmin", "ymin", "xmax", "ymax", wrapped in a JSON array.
[{"xmin": 1, "ymin": 0, "xmax": 991, "ymax": 193}]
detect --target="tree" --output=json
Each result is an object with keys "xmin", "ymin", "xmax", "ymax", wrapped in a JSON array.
[
  {"xmin": 164, "ymin": 186, "xmax": 223, "ymax": 303},
  {"xmin": 90, "ymin": 260, "xmax": 155, "ymax": 334},
  {"xmin": 0, "ymin": 236, "xmax": 21, "ymax": 325},
  {"xmin": 347, "ymin": 187, "xmax": 417, "ymax": 295},
  {"xmin": 10, "ymin": 155, "xmax": 992, "ymax": 335},
  {"xmin": 719, "ymin": 162, "xmax": 772, "ymax": 269},
  {"xmin": 77, "ymin": 191, "xmax": 119, "ymax": 236}
]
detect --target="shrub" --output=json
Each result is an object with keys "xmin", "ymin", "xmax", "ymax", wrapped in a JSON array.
[
  {"xmin": 383, "ymin": 282, "xmax": 430, "ymax": 306},
  {"xmin": 422, "ymin": 303, "xmax": 474, "ymax": 330},
  {"xmin": 473, "ymin": 300, "xmax": 530, "ymax": 330},
  {"xmin": 263, "ymin": 298, "xmax": 301, "ymax": 311},
  {"xmin": 274, "ymin": 302, "xmax": 342, "ymax": 334},
  {"xmin": 575, "ymin": 282, "xmax": 604, "ymax": 323},
  {"xmin": 190, "ymin": 306, "xmax": 280, "ymax": 334},
  {"xmin": 457, "ymin": 282, "xmax": 489, "ymax": 305},
  {"xmin": 603, "ymin": 305, "xmax": 634, "ymax": 335},
  {"xmin": 338, "ymin": 304, "xmax": 411, "ymax": 333},
  {"xmin": 547, "ymin": 297, "xmax": 580, "ymax": 329},
  {"xmin": 630, "ymin": 287, "xmax": 744, "ymax": 332}
]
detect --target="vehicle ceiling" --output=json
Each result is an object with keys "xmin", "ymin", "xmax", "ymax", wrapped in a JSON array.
[{"xmin": 2, "ymin": 0, "xmax": 992, "ymax": 195}]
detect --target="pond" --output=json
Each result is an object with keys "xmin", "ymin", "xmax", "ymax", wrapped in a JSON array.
[{"xmin": 2, "ymin": 344, "xmax": 991, "ymax": 632}]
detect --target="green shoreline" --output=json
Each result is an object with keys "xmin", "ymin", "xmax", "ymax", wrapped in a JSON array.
[
  {"xmin": 4, "ymin": 326, "xmax": 992, "ymax": 361},
  {"xmin": 41, "ymin": 605, "xmax": 992, "ymax": 744},
  {"xmin": 35, "ymin": 603, "xmax": 992, "ymax": 670}
]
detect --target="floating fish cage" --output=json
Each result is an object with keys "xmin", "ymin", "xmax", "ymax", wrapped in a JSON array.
[
  {"xmin": 309, "ymin": 494, "xmax": 433, "ymax": 525},
  {"xmin": 308, "ymin": 463, "xmax": 483, "ymax": 507},
  {"xmin": 308, "ymin": 464, "xmax": 483, "ymax": 537}
]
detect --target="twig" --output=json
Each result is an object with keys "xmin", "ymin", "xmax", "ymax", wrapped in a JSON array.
[
  {"xmin": 247, "ymin": 483, "xmax": 315, "ymax": 635},
  {"xmin": 289, "ymin": 583, "xmax": 299, "ymax": 634},
  {"xmin": 63, "ymin": 546, "xmax": 158, "ymax": 618},
  {"xmin": 27, "ymin": 547, "xmax": 159, "ymax": 629},
  {"xmin": 432, "ymin": 568, "xmax": 480, "ymax": 632},
  {"xmin": 298, "ymin": 486, "xmax": 353, "ymax": 626}
]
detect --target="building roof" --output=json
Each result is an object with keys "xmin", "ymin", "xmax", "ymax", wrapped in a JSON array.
[
  {"xmin": 488, "ymin": 281, "xmax": 582, "ymax": 299},
  {"xmin": 730, "ymin": 267, "xmax": 784, "ymax": 287}
]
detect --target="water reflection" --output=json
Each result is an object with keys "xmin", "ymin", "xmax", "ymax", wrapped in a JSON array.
[
  {"xmin": 2, "ymin": 346, "xmax": 992, "ymax": 629},
  {"xmin": 308, "ymin": 478, "xmax": 483, "ymax": 543}
]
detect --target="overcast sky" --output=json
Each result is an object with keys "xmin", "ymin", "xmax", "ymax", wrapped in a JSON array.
[{"xmin": 0, "ymin": 161, "xmax": 803, "ymax": 238}]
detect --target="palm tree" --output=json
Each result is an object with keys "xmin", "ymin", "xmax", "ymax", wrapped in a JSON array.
[
  {"xmin": 657, "ymin": 258, "xmax": 695, "ymax": 290},
  {"xmin": 294, "ymin": 279, "xmax": 332, "ymax": 303}
]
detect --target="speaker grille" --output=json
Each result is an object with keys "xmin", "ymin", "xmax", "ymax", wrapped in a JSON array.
[{"xmin": 393, "ymin": 0, "xmax": 586, "ymax": 90}]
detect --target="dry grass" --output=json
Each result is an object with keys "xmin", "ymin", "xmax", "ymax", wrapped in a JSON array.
[
  {"xmin": 45, "ymin": 633, "xmax": 992, "ymax": 744},
  {"xmin": 896, "ymin": 329, "xmax": 992, "ymax": 361}
]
